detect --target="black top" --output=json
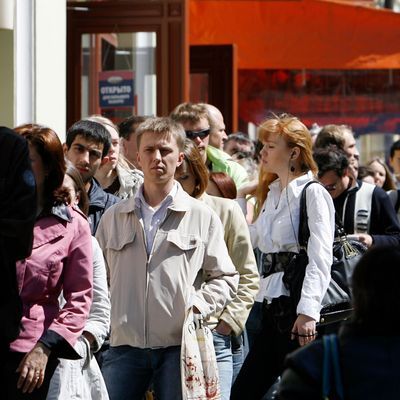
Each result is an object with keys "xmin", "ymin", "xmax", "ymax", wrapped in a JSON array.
[
  {"xmin": 87, "ymin": 178, "xmax": 120, "ymax": 234},
  {"xmin": 0, "ymin": 127, "xmax": 37, "ymax": 344},
  {"xmin": 278, "ymin": 322, "xmax": 400, "ymax": 400},
  {"xmin": 333, "ymin": 180, "xmax": 400, "ymax": 247}
]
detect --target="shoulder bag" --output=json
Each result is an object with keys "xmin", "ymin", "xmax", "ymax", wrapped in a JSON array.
[{"xmin": 292, "ymin": 181, "xmax": 367, "ymax": 326}]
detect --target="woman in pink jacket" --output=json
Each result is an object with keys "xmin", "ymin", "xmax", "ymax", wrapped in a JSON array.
[{"xmin": 6, "ymin": 124, "xmax": 93, "ymax": 399}]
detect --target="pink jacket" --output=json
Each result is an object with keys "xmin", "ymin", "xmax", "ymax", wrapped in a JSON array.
[{"xmin": 10, "ymin": 205, "xmax": 93, "ymax": 356}]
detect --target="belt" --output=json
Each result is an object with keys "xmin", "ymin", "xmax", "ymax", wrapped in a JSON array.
[{"xmin": 261, "ymin": 252, "xmax": 297, "ymax": 278}]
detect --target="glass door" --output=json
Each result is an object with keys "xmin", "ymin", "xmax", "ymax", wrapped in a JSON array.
[
  {"xmin": 67, "ymin": 0, "xmax": 188, "ymax": 128},
  {"xmin": 81, "ymin": 32, "xmax": 157, "ymax": 125}
]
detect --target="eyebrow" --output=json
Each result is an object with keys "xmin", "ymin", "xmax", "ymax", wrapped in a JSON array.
[
  {"xmin": 73, "ymin": 143, "xmax": 102, "ymax": 156},
  {"xmin": 143, "ymin": 144, "xmax": 173, "ymax": 151}
]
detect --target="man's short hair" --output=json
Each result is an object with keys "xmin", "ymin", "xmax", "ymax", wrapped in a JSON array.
[
  {"xmin": 224, "ymin": 132, "xmax": 255, "ymax": 152},
  {"xmin": 66, "ymin": 120, "xmax": 111, "ymax": 158},
  {"xmin": 390, "ymin": 139, "xmax": 400, "ymax": 159},
  {"xmin": 136, "ymin": 117, "xmax": 186, "ymax": 151},
  {"xmin": 313, "ymin": 146, "xmax": 349, "ymax": 178},
  {"xmin": 314, "ymin": 124, "xmax": 353, "ymax": 150},
  {"xmin": 118, "ymin": 116, "xmax": 150, "ymax": 140},
  {"xmin": 170, "ymin": 102, "xmax": 210, "ymax": 125}
]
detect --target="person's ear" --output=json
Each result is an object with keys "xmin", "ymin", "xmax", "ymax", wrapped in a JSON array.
[
  {"xmin": 290, "ymin": 147, "xmax": 300, "ymax": 160},
  {"xmin": 177, "ymin": 151, "xmax": 185, "ymax": 167},
  {"xmin": 63, "ymin": 143, "xmax": 68, "ymax": 155},
  {"xmin": 100, "ymin": 156, "xmax": 110, "ymax": 166}
]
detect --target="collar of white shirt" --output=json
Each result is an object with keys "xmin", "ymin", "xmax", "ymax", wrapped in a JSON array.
[{"xmin": 268, "ymin": 170, "xmax": 316, "ymax": 199}]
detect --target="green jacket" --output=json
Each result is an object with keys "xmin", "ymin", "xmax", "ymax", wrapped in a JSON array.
[{"xmin": 206, "ymin": 145, "xmax": 249, "ymax": 189}]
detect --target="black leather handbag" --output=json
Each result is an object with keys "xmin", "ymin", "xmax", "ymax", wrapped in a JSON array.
[{"xmin": 294, "ymin": 181, "xmax": 367, "ymax": 326}]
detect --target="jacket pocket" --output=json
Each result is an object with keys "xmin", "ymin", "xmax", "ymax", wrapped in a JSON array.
[
  {"xmin": 106, "ymin": 231, "xmax": 137, "ymax": 251},
  {"xmin": 166, "ymin": 231, "xmax": 201, "ymax": 251}
]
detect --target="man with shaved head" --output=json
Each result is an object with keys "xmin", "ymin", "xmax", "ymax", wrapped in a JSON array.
[{"xmin": 201, "ymin": 103, "xmax": 228, "ymax": 150}]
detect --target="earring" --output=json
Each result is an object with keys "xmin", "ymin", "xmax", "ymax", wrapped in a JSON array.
[{"xmin": 290, "ymin": 164, "xmax": 295, "ymax": 173}]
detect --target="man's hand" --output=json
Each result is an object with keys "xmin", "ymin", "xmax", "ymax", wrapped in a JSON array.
[
  {"xmin": 357, "ymin": 233, "xmax": 373, "ymax": 248},
  {"xmin": 215, "ymin": 320, "xmax": 232, "ymax": 336},
  {"xmin": 237, "ymin": 179, "xmax": 258, "ymax": 198}
]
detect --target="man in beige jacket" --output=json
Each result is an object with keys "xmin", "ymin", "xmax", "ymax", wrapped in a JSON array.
[{"xmin": 96, "ymin": 117, "xmax": 238, "ymax": 400}]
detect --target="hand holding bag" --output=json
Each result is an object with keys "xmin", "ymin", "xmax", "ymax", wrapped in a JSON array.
[{"xmin": 181, "ymin": 308, "xmax": 221, "ymax": 400}]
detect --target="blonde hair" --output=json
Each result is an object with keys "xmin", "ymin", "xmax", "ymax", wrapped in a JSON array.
[
  {"xmin": 255, "ymin": 113, "xmax": 317, "ymax": 215},
  {"xmin": 170, "ymin": 102, "xmax": 210, "ymax": 125},
  {"xmin": 136, "ymin": 117, "xmax": 186, "ymax": 151},
  {"xmin": 85, "ymin": 114, "xmax": 119, "ymax": 135}
]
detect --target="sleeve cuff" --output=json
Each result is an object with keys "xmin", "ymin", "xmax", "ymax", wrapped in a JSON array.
[
  {"xmin": 188, "ymin": 294, "xmax": 211, "ymax": 318},
  {"xmin": 39, "ymin": 330, "xmax": 81, "ymax": 360},
  {"xmin": 83, "ymin": 324, "xmax": 106, "ymax": 352},
  {"xmin": 296, "ymin": 298, "xmax": 320, "ymax": 322}
]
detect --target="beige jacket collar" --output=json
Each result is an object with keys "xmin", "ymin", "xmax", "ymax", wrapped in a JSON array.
[{"xmin": 117, "ymin": 181, "xmax": 192, "ymax": 214}]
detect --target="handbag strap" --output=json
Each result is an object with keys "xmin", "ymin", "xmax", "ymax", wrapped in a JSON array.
[
  {"xmin": 299, "ymin": 181, "xmax": 348, "ymax": 247},
  {"xmin": 322, "ymin": 334, "xmax": 344, "ymax": 400},
  {"xmin": 298, "ymin": 180, "xmax": 320, "ymax": 249}
]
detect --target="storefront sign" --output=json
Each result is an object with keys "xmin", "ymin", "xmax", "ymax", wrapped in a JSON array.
[{"xmin": 99, "ymin": 70, "xmax": 134, "ymax": 108}]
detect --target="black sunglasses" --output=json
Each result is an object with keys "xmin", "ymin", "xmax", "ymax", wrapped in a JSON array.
[{"xmin": 185, "ymin": 128, "xmax": 210, "ymax": 140}]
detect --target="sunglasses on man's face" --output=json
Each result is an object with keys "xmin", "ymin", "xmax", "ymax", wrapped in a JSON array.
[{"xmin": 185, "ymin": 128, "xmax": 210, "ymax": 140}]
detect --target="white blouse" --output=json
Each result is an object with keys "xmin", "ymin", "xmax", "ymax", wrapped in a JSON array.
[{"xmin": 250, "ymin": 171, "xmax": 335, "ymax": 321}]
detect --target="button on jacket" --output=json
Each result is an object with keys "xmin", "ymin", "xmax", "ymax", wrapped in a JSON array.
[
  {"xmin": 95, "ymin": 183, "xmax": 239, "ymax": 349},
  {"xmin": 10, "ymin": 205, "xmax": 93, "ymax": 358}
]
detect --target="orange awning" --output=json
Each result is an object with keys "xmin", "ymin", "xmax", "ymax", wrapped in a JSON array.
[{"xmin": 189, "ymin": 0, "xmax": 400, "ymax": 69}]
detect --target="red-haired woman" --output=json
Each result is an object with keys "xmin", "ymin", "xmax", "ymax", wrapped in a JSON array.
[
  {"xmin": 231, "ymin": 114, "xmax": 335, "ymax": 399},
  {"xmin": 6, "ymin": 124, "xmax": 93, "ymax": 399}
]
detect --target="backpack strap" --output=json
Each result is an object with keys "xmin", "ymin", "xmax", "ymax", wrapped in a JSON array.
[
  {"xmin": 354, "ymin": 182, "xmax": 374, "ymax": 233},
  {"xmin": 322, "ymin": 334, "xmax": 344, "ymax": 400}
]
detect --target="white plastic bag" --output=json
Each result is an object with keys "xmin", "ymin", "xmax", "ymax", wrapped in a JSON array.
[
  {"xmin": 46, "ymin": 336, "xmax": 109, "ymax": 400},
  {"xmin": 181, "ymin": 308, "xmax": 221, "ymax": 400}
]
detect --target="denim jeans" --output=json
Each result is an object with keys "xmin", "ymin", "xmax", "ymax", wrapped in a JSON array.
[
  {"xmin": 102, "ymin": 345, "xmax": 182, "ymax": 400},
  {"xmin": 212, "ymin": 331, "xmax": 233, "ymax": 400}
]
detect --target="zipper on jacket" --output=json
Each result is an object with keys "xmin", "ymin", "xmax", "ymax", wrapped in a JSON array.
[
  {"xmin": 144, "ymin": 210, "xmax": 173, "ymax": 347},
  {"xmin": 144, "ymin": 229, "xmax": 158, "ymax": 348}
]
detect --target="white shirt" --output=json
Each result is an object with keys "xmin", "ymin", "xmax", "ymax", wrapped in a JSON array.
[
  {"xmin": 135, "ymin": 183, "xmax": 178, "ymax": 254},
  {"xmin": 250, "ymin": 171, "xmax": 335, "ymax": 321}
]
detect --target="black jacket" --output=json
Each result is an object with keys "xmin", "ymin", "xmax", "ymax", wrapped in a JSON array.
[
  {"xmin": 0, "ymin": 128, "xmax": 36, "ymax": 345},
  {"xmin": 334, "ymin": 181, "xmax": 400, "ymax": 247},
  {"xmin": 278, "ymin": 322, "xmax": 400, "ymax": 400},
  {"xmin": 88, "ymin": 178, "xmax": 120, "ymax": 234}
]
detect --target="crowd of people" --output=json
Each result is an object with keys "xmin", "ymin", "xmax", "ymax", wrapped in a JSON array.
[{"xmin": 2, "ymin": 103, "xmax": 400, "ymax": 400}]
